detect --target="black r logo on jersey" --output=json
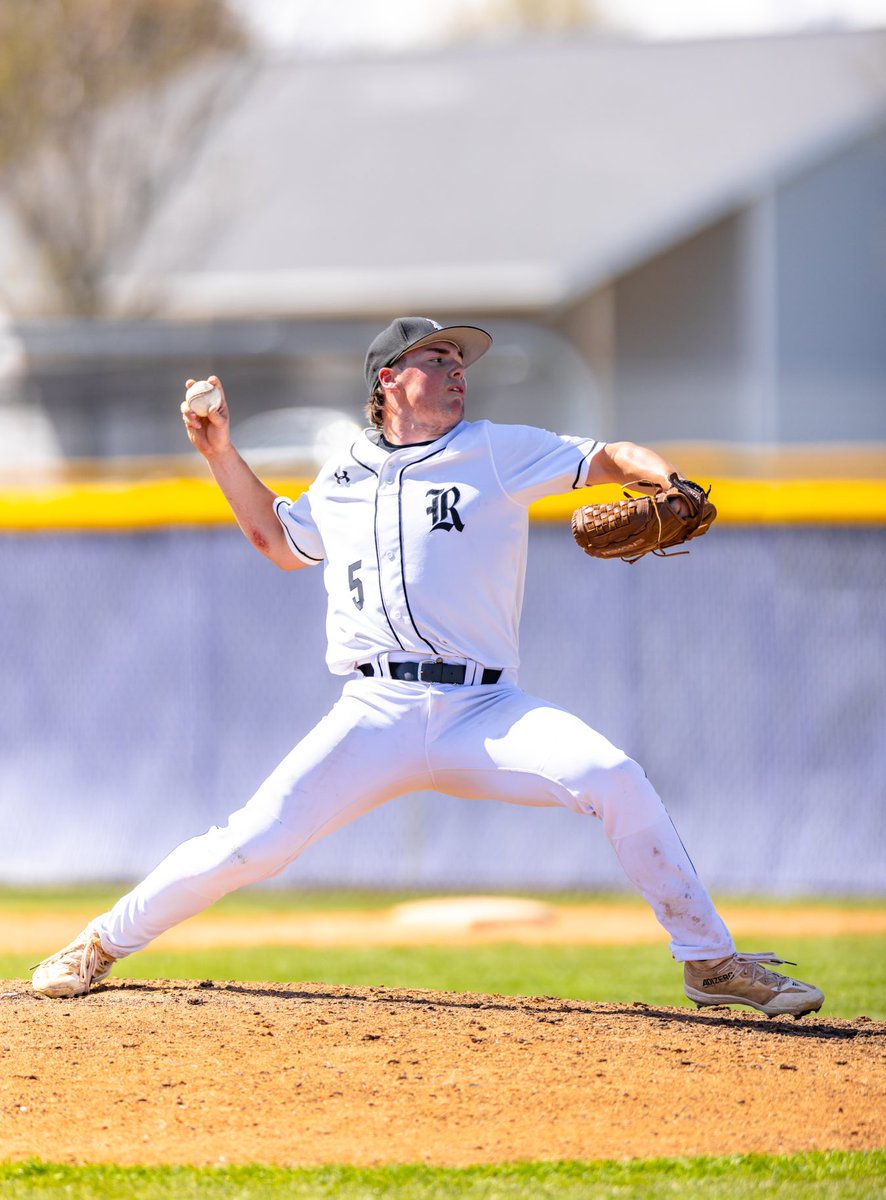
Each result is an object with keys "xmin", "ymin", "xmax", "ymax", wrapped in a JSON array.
[
  {"xmin": 426, "ymin": 486, "xmax": 464, "ymax": 533},
  {"xmin": 334, "ymin": 468, "xmax": 350, "ymax": 486}
]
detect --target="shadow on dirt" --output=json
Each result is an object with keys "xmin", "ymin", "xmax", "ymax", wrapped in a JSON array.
[{"xmin": 49, "ymin": 977, "xmax": 882, "ymax": 1042}]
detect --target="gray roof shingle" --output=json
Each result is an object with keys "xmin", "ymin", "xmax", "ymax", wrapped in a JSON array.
[{"xmin": 108, "ymin": 30, "xmax": 886, "ymax": 315}]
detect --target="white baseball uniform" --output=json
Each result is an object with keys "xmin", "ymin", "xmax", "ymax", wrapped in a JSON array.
[{"xmin": 97, "ymin": 419, "xmax": 734, "ymax": 963}]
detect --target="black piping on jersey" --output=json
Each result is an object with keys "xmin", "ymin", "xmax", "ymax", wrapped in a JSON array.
[
  {"xmin": 394, "ymin": 442, "xmax": 457, "ymax": 656},
  {"xmin": 346, "ymin": 445, "xmax": 408, "ymax": 651},
  {"xmin": 571, "ymin": 441, "xmax": 601, "ymax": 490},
  {"xmin": 273, "ymin": 498, "xmax": 324, "ymax": 563},
  {"xmin": 372, "ymin": 485, "xmax": 408, "ymax": 651},
  {"xmin": 347, "ymin": 443, "xmax": 378, "ymax": 478}
]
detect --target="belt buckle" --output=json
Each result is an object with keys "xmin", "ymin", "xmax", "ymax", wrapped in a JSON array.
[{"xmin": 418, "ymin": 658, "xmax": 465, "ymax": 685}]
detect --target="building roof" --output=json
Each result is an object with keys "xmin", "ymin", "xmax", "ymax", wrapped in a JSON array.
[{"xmin": 54, "ymin": 30, "xmax": 886, "ymax": 316}]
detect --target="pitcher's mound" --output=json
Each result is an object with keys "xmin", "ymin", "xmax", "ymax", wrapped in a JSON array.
[
  {"xmin": 391, "ymin": 895, "xmax": 554, "ymax": 931},
  {"xmin": 2, "ymin": 979, "xmax": 883, "ymax": 1167}
]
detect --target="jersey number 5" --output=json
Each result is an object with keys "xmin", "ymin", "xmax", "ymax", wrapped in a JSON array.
[{"xmin": 348, "ymin": 560, "xmax": 364, "ymax": 610}]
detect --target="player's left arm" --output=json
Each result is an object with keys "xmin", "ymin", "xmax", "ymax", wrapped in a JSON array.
[{"xmin": 584, "ymin": 441, "xmax": 683, "ymax": 493}]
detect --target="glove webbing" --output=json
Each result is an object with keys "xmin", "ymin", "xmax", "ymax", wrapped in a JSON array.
[{"xmin": 622, "ymin": 481, "xmax": 693, "ymax": 564}]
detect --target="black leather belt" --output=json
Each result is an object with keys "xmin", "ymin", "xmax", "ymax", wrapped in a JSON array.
[{"xmin": 358, "ymin": 661, "xmax": 502, "ymax": 685}]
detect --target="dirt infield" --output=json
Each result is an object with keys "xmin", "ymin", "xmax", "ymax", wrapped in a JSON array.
[
  {"xmin": 2, "ymin": 979, "xmax": 884, "ymax": 1167},
  {"xmin": 3, "ymin": 902, "xmax": 884, "ymax": 1166}
]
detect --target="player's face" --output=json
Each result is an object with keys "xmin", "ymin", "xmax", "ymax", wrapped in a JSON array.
[{"xmin": 389, "ymin": 341, "xmax": 466, "ymax": 425}]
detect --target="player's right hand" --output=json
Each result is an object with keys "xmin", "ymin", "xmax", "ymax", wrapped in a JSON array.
[{"xmin": 181, "ymin": 375, "xmax": 231, "ymax": 457}]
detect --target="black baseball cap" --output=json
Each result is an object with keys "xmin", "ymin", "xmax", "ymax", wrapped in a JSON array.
[{"xmin": 364, "ymin": 317, "xmax": 492, "ymax": 393}]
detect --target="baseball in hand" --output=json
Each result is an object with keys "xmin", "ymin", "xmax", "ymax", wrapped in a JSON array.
[{"xmin": 185, "ymin": 379, "xmax": 222, "ymax": 417}]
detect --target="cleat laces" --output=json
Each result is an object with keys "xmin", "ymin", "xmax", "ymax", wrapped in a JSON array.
[
  {"xmin": 78, "ymin": 932, "xmax": 113, "ymax": 988},
  {"xmin": 734, "ymin": 951, "xmax": 801, "ymax": 991},
  {"xmin": 32, "ymin": 929, "xmax": 115, "ymax": 990}
]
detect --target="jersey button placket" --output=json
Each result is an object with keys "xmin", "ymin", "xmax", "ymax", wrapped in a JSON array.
[{"xmin": 376, "ymin": 474, "xmax": 409, "ymax": 642}]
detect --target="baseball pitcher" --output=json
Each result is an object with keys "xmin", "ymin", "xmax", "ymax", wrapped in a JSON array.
[{"xmin": 32, "ymin": 317, "xmax": 823, "ymax": 1018}]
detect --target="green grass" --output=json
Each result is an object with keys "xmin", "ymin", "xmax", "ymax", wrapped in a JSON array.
[
  {"xmin": 3, "ymin": 886, "xmax": 884, "ymax": 1019},
  {"xmin": 3, "ymin": 935, "xmax": 884, "ymax": 1020},
  {"xmin": 1, "ymin": 884, "xmax": 884, "ymax": 914},
  {"xmin": 0, "ymin": 885, "xmax": 430, "ymax": 914},
  {"xmin": 1, "ymin": 1152, "xmax": 883, "ymax": 1199}
]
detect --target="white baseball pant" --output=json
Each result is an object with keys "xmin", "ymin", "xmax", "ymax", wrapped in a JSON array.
[{"xmin": 97, "ymin": 679, "xmax": 735, "ymax": 962}]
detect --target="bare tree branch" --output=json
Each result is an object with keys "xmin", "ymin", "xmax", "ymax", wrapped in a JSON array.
[{"xmin": 0, "ymin": 0, "xmax": 252, "ymax": 316}]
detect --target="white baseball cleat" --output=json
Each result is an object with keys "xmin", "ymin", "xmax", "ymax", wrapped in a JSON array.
[
  {"xmin": 684, "ymin": 951, "xmax": 824, "ymax": 1018},
  {"xmin": 32, "ymin": 928, "xmax": 117, "ymax": 998}
]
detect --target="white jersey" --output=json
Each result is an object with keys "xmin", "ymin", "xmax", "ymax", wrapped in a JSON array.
[{"xmin": 273, "ymin": 419, "xmax": 601, "ymax": 675}]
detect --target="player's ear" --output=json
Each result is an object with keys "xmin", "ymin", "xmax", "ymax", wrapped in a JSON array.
[{"xmin": 377, "ymin": 366, "xmax": 397, "ymax": 391}]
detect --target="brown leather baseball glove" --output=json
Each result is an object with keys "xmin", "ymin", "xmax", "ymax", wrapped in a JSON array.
[{"xmin": 571, "ymin": 474, "xmax": 717, "ymax": 564}]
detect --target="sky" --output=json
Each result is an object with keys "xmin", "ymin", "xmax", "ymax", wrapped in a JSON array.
[{"xmin": 230, "ymin": 0, "xmax": 886, "ymax": 52}]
